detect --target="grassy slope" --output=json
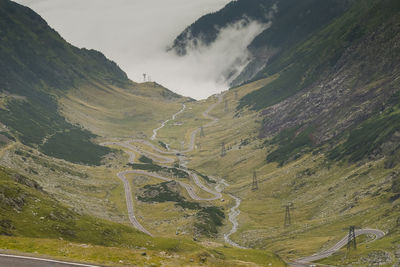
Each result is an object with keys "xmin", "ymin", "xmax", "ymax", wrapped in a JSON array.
[
  {"xmin": 0, "ymin": 166, "xmax": 286, "ymax": 266},
  {"xmin": 0, "ymin": 89, "xmax": 285, "ymax": 266},
  {"xmin": 182, "ymin": 79, "xmax": 400, "ymax": 264},
  {"xmin": 59, "ymin": 81, "xmax": 185, "ymax": 139},
  {"xmin": 0, "ymin": 142, "xmax": 129, "ymax": 224}
]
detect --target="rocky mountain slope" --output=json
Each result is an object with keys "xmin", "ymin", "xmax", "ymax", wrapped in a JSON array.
[{"xmin": 0, "ymin": 0, "xmax": 183, "ymax": 165}]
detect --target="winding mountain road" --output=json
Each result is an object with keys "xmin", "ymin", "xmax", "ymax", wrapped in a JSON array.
[
  {"xmin": 224, "ymin": 194, "xmax": 246, "ymax": 249},
  {"xmin": 151, "ymin": 103, "xmax": 186, "ymax": 140},
  {"xmin": 290, "ymin": 228, "xmax": 385, "ymax": 266},
  {"xmin": 103, "ymin": 95, "xmax": 225, "ymax": 236}
]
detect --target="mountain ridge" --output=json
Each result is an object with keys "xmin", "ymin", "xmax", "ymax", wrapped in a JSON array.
[{"xmin": 0, "ymin": 0, "xmax": 184, "ymax": 165}]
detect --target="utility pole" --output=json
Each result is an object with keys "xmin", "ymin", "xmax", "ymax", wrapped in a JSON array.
[
  {"xmin": 224, "ymin": 100, "xmax": 228, "ymax": 112},
  {"xmin": 221, "ymin": 142, "xmax": 226, "ymax": 157},
  {"xmin": 200, "ymin": 126, "xmax": 205, "ymax": 137},
  {"xmin": 235, "ymin": 91, "xmax": 238, "ymax": 100},
  {"xmin": 252, "ymin": 170, "xmax": 258, "ymax": 191},
  {"xmin": 284, "ymin": 203, "xmax": 293, "ymax": 227},
  {"xmin": 347, "ymin": 226, "xmax": 357, "ymax": 251}
]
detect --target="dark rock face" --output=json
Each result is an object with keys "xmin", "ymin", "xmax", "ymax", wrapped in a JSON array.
[
  {"xmin": 0, "ymin": 192, "xmax": 25, "ymax": 211},
  {"xmin": 11, "ymin": 173, "xmax": 42, "ymax": 191}
]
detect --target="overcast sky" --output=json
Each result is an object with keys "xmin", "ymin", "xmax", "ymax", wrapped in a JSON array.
[{"xmin": 14, "ymin": 0, "xmax": 265, "ymax": 99}]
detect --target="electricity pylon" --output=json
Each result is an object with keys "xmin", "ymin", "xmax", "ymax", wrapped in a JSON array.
[
  {"xmin": 347, "ymin": 226, "xmax": 357, "ymax": 251},
  {"xmin": 284, "ymin": 203, "xmax": 294, "ymax": 227},
  {"xmin": 221, "ymin": 142, "xmax": 226, "ymax": 157}
]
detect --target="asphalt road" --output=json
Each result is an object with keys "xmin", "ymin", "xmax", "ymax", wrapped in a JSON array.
[
  {"xmin": 151, "ymin": 103, "xmax": 186, "ymax": 140},
  {"xmin": 0, "ymin": 253, "xmax": 101, "ymax": 267},
  {"xmin": 290, "ymin": 228, "xmax": 385, "ymax": 266}
]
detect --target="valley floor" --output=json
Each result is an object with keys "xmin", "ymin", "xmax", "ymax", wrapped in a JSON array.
[{"xmin": 1, "ymin": 77, "xmax": 399, "ymax": 267}]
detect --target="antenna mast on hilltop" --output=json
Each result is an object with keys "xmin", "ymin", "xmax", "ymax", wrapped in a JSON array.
[{"xmin": 252, "ymin": 170, "xmax": 258, "ymax": 191}]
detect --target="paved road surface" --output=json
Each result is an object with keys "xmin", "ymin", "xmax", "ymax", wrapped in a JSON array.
[
  {"xmin": 291, "ymin": 229, "xmax": 385, "ymax": 266},
  {"xmin": 151, "ymin": 104, "xmax": 186, "ymax": 140},
  {"xmin": 0, "ymin": 253, "xmax": 101, "ymax": 267},
  {"xmin": 224, "ymin": 194, "xmax": 246, "ymax": 249},
  {"xmin": 117, "ymin": 170, "xmax": 152, "ymax": 236}
]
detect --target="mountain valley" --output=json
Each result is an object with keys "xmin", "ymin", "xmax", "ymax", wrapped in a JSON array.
[{"xmin": 1, "ymin": 0, "xmax": 400, "ymax": 266}]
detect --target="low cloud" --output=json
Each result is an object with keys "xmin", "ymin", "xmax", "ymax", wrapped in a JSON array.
[
  {"xmin": 15, "ymin": 0, "xmax": 267, "ymax": 99},
  {"xmin": 153, "ymin": 19, "xmax": 269, "ymax": 99}
]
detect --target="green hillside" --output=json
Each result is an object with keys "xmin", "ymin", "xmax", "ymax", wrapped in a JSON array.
[{"xmin": 0, "ymin": 165, "xmax": 285, "ymax": 266}]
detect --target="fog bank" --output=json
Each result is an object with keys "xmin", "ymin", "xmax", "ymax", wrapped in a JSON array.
[{"xmin": 15, "ymin": 0, "xmax": 266, "ymax": 99}]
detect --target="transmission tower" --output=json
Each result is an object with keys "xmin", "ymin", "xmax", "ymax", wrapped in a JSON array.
[
  {"xmin": 200, "ymin": 126, "xmax": 205, "ymax": 137},
  {"xmin": 252, "ymin": 170, "xmax": 258, "ymax": 191},
  {"xmin": 284, "ymin": 203, "xmax": 293, "ymax": 227},
  {"xmin": 347, "ymin": 226, "xmax": 357, "ymax": 251},
  {"xmin": 143, "ymin": 73, "xmax": 147, "ymax": 82},
  {"xmin": 221, "ymin": 142, "xmax": 226, "ymax": 157}
]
